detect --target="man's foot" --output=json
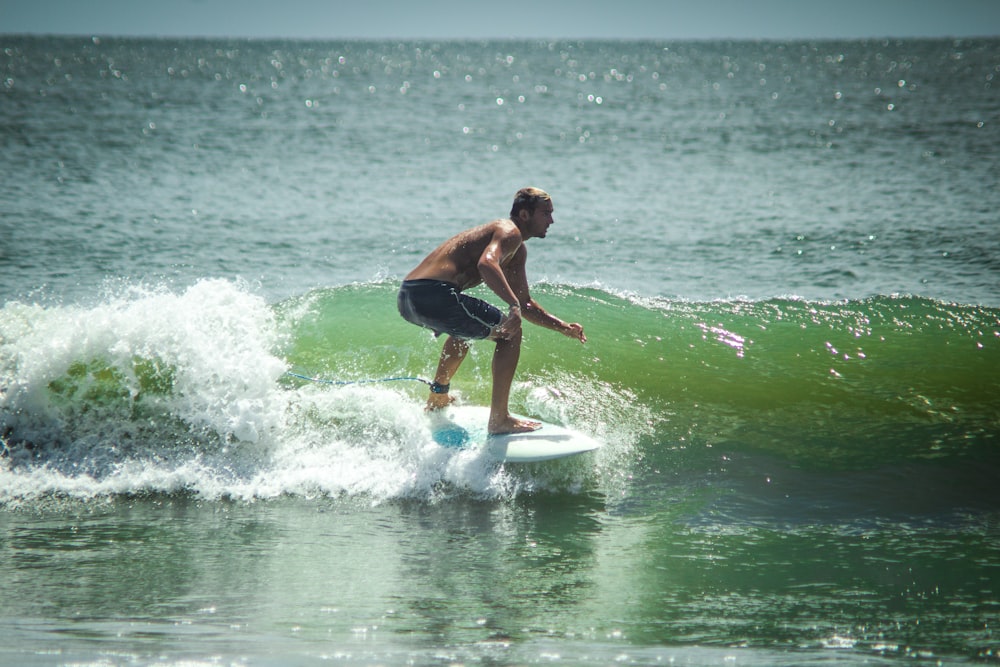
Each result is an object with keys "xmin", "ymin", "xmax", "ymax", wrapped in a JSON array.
[
  {"xmin": 488, "ymin": 415, "xmax": 542, "ymax": 435},
  {"xmin": 425, "ymin": 391, "xmax": 455, "ymax": 411}
]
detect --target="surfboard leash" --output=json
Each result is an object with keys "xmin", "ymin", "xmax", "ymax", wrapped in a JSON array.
[{"xmin": 285, "ymin": 370, "xmax": 433, "ymax": 388}]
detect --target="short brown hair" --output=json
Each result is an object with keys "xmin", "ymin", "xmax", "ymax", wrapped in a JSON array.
[{"xmin": 510, "ymin": 187, "xmax": 551, "ymax": 219}]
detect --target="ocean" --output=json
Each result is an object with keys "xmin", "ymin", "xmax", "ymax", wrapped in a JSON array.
[{"xmin": 1, "ymin": 35, "xmax": 999, "ymax": 665}]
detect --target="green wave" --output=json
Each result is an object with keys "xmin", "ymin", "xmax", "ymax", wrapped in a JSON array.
[
  {"xmin": 279, "ymin": 283, "xmax": 1000, "ymax": 470},
  {"xmin": 6, "ymin": 282, "xmax": 998, "ymax": 481}
]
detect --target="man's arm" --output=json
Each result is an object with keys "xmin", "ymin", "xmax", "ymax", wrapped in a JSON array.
[
  {"xmin": 477, "ymin": 224, "xmax": 523, "ymax": 309},
  {"xmin": 504, "ymin": 246, "xmax": 587, "ymax": 344}
]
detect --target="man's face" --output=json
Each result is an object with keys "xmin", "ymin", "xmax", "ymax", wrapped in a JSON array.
[{"xmin": 525, "ymin": 202, "xmax": 554, "ymax": 238}]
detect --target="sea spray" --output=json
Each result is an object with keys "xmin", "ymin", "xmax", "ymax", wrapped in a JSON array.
[
  {"xmin": 0, "ymin": 279, "xmax": 286, "ymax": 450},
  {"xmin": 1, "ymin": 280, "xmax": 632, "ymax": 503}
]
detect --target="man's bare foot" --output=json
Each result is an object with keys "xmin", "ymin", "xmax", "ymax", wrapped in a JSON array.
[
  {"xmin": 425, "ymin": 392, "xmax": 455, "ymax": 411},
  {"xmin": 488, "ymin": 415, "xmax": 542, "ymax": 435}
]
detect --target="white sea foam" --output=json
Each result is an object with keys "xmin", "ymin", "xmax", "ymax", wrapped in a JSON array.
[{"xmin": 0, "ymin": 279, "xmax": 632, "ymax": 504}]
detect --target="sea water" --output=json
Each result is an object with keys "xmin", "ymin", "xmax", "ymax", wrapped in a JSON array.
[{"xmin": 1, "ymin": 36, "xmax": 999, "ymax": 665}]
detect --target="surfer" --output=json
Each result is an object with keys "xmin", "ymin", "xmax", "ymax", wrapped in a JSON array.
[{"xmin": 398, "ymin": 187, "xmax": 587, "ymax": 434}]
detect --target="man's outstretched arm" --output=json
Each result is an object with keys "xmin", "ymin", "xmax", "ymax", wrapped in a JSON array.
[{"xmin": 505, "ymin": 247, "xmax": 586, "ymax": 343}]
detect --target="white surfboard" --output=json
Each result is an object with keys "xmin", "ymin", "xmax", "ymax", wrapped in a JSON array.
[{"xmin": 429, "ymin": 405, "xmax": 602, "ymax": 462}]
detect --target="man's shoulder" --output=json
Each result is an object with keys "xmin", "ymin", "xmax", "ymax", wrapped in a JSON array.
[
  {"xmin": 486, "ymin": 218, "xmax": 522, "ymax": 240},
  {"xmin": 484, "ymin": 217, "xmax": 517, "ymax": 231},
  {"xmin": 460, "ymin": 218, "xmax": 520, "ymax": 245}
]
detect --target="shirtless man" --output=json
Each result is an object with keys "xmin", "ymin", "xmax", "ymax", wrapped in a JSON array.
[{"xmin": 397, "ymin": 187, "xmax": 587, "ymax": 434}]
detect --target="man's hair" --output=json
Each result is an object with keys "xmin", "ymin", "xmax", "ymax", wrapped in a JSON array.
[{"xmin": 510, "ymin": 187, "xmax": 551, "ymax": 219}]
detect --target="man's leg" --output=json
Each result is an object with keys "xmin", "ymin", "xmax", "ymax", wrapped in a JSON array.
[
  {"xmin": 426, "ymin": 335, "xmax": 469, "ymax": 410},
  {"xmin": 487, "ymin": 329, "xmax": 540, "ymax": 434}
]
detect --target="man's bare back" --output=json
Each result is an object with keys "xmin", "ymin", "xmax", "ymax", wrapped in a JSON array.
[{"xmin": 405, "ymin": 219, "xmax": 525, "ymax": 294}]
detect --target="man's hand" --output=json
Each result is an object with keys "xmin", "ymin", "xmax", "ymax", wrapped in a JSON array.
[
  {"xmin": 492, "ymin": 306, "xmax": 523, "ymax": 342},
  {"xmin": 564, "ymin": 322, "xmax": 586, "ymax": 344}
]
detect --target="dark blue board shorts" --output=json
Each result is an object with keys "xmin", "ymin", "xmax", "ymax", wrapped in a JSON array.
[{"xmin": 398, "ymin": 280, "xmax": 503, "ymax": 340}]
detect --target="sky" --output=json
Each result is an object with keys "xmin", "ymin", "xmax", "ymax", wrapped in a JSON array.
[{"xmin": 2, "ymin": 0, "xmax": 999, "ymax": 41}]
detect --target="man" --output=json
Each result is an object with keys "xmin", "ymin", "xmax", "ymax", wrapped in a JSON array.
[{"xmin": 397, "ymin": 187, "xmax": 586, "ymax": 435}]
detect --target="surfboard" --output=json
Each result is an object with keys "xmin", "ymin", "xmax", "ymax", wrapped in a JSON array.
[{"xmin": 429, "ymin": 405, "xmax": 602, "ymax": 463}]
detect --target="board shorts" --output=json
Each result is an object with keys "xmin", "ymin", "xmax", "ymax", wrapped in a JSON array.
[{"xmin": 397, "ymin": 279, "xmax": 503, "ymax": 340}]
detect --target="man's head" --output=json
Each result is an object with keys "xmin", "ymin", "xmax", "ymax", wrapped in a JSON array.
[{"xmin": 510, "ymin": 187, "xmax": 551, "ymax": 220}]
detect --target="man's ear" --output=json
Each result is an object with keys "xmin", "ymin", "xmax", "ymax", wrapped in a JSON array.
[{"xmin": 517, "ymin": 209, "xmax": 531, "ymax": 222}]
